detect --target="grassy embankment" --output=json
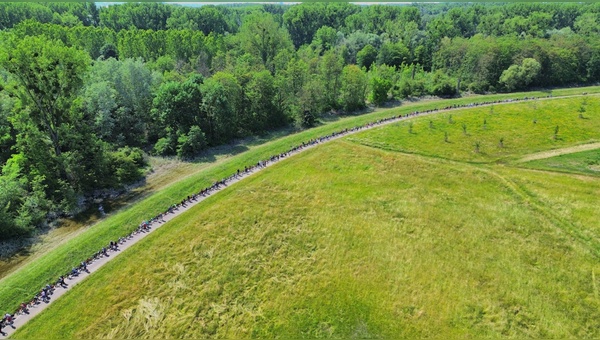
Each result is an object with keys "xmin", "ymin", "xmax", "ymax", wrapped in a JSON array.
[
  {"xmin": 4, "ymin": 87, "xmax": 593, "ymax": 312},
  {"xmin": 12, "ymin": 91, "xmax": 600, "ymax": 338}
]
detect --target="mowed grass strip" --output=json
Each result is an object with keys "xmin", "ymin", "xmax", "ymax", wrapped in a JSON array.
[
  {"xmin": 2, "ymin": 87, "xmax": 597, "ymax": 312},
  {"xmin": 522, "ymin": 148, "xmax": 600, "ymax": 176},
  {"xmin": 348, "ymin": 95, "xmax": 600, "ymax": 163},
  {"xmin": 14, "ymin": 141, "xmax": 600, "ymax": 338}
]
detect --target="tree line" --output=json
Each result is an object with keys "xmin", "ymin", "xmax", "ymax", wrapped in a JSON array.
[{"xmin": 1, "ymin": 2, "xmax": 599, "ymax": 239}]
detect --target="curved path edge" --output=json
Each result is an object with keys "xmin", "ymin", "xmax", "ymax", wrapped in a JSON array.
[
  {"xmin": 0, "ymin": 93, "xmax": 591, "ymax": 338},
  {"xmin": 514, "ymin": 141, "xmax": 600, "ymax": 163}
]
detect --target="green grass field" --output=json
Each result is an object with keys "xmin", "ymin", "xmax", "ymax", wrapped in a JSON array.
[
  {"xmin": 14, "ymin": 142, "xmax": 600, "ymax": 338},
  {"xmin": 5, "ymin": 87, "xmax": 600, "ymax": 338}
]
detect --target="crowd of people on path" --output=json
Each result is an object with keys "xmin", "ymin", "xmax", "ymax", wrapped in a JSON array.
[{"xmin": 0, "ymin": 94, "xmax": 551, "ymax": 335}]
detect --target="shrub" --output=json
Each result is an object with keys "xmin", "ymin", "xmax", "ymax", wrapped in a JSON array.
[
  {"xmin": 153, "ymin": 134, "xmax": 177, "ymax": 157},
  {"xmin": 177, "ymin": 126, "xmax": 207, "ymax": 159},
  {"xmin": 108, "ymin": 147, "xmax": 146, "ymax": 185}
]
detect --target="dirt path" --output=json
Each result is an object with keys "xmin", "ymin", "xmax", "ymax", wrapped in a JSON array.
[
  {"xmin": 0, "ymin": 93, "xmax": 592, "ymax": 339},
  {"xmin": 515, "ymin": 142, "xmax": 600, "ymax": 163}
]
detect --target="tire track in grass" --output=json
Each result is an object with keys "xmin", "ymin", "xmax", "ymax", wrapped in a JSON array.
[{"xmin": 354, "ymin": 142, "xmax": 600, "ymax": 260}]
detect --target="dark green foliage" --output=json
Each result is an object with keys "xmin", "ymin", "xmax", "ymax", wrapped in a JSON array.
[
  {"xmin": 429, "ymin": 71, "xmax": 457, "ymax": 97},
  {"xmin": 357, "ymin": 45, "xmax": 377, "ymax": 71},
  {"xmin": 177, "ymin": 126, "xmax": 207, "ymax": 159},
  {"xmin": 340, "ymin": 65, "xmax": 368, "ymax": 112},
  {"xmin": 99, "ymin": 3, "xmax": 173, "ymax": 31},
  {"xmin": 100, "ymin": 43, "xmax": 118, "ymax": 60},
  {"xmin": 1, "ymin": 1, "xmax": 600, "ymax": 239},
  {"xmin": 301, "ymin": 110, "xmax": 316, "ymax": 128},
  {"xmin": 377, "ymin": 42, "xmax": 410, "ymax": 69},
  {"xmin": 371, "ymin": 76, "xmax": 392, "ymax": 106},
  {"xmin": 108, "ymin": 147, "xmax": 146, "ymax": 185},
  {"xmin": 283, "ymin": 3, "xmax": 359, "ymax": 48}
]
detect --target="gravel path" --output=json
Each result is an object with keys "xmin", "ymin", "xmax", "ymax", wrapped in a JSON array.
[{"xmin": 0, "ymin": 93, "xmax": 587, "ymax": 338}]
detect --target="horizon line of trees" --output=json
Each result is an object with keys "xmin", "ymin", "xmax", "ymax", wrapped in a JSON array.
[{"xmin": 1, "ymin": 2, "xmax": 600, "ymax": 239}]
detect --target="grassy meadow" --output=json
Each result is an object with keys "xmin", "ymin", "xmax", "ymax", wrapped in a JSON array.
[
  {"xmin": 2, "ymin": 87, "xmax": 596, "ymax": 314},
  {"xmin": 348, "ymin": 95, "xmax": 600, "ymax": 163},
  {"xmin": 12, "ymin": 90, "xmax": 600, "ymax": 338}
]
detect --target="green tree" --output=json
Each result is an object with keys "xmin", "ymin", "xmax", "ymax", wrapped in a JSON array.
[
  {"xmin": 340, "ymin": 65, "xmax": 368, "ymax": 112},
  {"xmin": 574, "ymin": 13, "xmax": 600, "ymax": 36},
  {"xmin": 82, "ymin": 81, "xmax": 118, "ymax": 143},
  {"xmin": 239, "ymin": 12, "xmax": 293, "ymax": 75},
  {"xmin": 151, "ymin": 76, "xmax": 203, "ymax": 140},
  {"xmin": 311, "ymin": 25, "xmax": 339, "ymax": 54},
  {"xmin": 499, "ymin": 58, "xmax": 541, "ymax": 91},
  {"xmin": 428, "ymin": 70, "xmax": 457, "ymax": 97},
  {"xmin": 319, "ymin": 49, "xmax": 344, "ymax": 110},
  {"xmin": 377, "ymin": 41, "xmax": 410, "ymax": 68},
  {"xmin": 200, "ymin": 78, "xmax": 235, "ymax": 144},
  {"xmin": 0, "ymin": 36, "xmax": 89, "ymax": 157},
  {"xmin": 299, "ymin": 77, "xmax": 326, "ymax": 119},
  {"xmin": 177, "ymin": 126, "xmax": 207, "ymax": 159},
  {"xmin": 371, "ymin": 76, "xmax": 392, "ymax": 106},
  {"xmin": 245, "ymin": 70, "xmax": 283, "ymax": 132},
  {"xmin": 84, "ymin": 58, "xmax": 157, "ymax": 147},
  {"xmin": 357, "ymin": 44, "xmax": 377, "ymax": 70}
]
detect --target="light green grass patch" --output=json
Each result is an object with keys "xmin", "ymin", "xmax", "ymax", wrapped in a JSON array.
[{"xmin": 348, "ymin": 96, "xmax": 600, "ymax": 163}]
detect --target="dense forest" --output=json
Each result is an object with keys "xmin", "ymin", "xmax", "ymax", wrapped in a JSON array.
[{"xmin": 1, "ymin": 2, "xmax": 599, "ymax": 239}]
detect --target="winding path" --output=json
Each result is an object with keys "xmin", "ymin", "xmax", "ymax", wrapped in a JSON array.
[
  {"xmin": 515, "ymin": 141, "xmax": 600, "ymax": 163},
  {"xmin": 0, "ymin": 93, "xmax": 593, "ymax": 338}
]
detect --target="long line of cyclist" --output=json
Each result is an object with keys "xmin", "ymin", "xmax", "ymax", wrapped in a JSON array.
[{"xmin": 0, "ymin": 94, "xmax": 553, "ymax": 336}]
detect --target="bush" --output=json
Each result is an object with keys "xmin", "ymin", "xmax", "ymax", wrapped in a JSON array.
[
  {"xmin": 301, "ymin": 110, "xmax": 316, "ymax": 128},
  {"xmin": 108, "ymin": 147, "xmax": 146, "ymax": 185},
  {"xmin": 468, "ymin": 81, "xmax": 489, "ymax": 94},
  {"xmin": 177, "ymin": 126, "xmax": 207, "ymax": 159},
  {"xmin": 153, "ymin": 134, "xmax": 177, "ymax": 157},
  {"xmin": 428, "ymin": 71, "xmax": 457, "ymax": 97},
  {"xmin": 395, "ymin": 78, "xmax": 426, "ymax": 98},
  {"xmin": 371, "ymin": 76, "xmax": 392, "ymax": 106},
  {"xmin": 499, "ymin": 58, "xmax": 541, "ymax": 92},
  {"xmin": 0, "ymin": 174, "xmax": 33, "ymax": 240}
]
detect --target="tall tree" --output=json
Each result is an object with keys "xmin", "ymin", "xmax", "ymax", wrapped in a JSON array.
[
  {"xmin": 0, "ymin": 35, "xmax": 90, "ymax": 157},
  {"xmin": 239, "ymin": 12, "xmax": 293, "ymax": 75},
  {"xmin": 319, "ymin": 49, "xmax": 344, "ymax": 110},
  {"xmin": 340, "ymin": 64, "xmax": 368, "ymax": 112}
]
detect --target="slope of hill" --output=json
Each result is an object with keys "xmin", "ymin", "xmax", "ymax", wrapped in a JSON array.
[
  {"xmin": 12, "ymin": 93, "xmax": 600, "ymax": 338},
  {"xmin": 2, "ymin": 87, "xmax": 592, "ymax": 316}
]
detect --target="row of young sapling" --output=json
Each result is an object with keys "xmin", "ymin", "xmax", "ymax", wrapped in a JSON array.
[{"xmin": 404, "ymin": 96, "xmax": 592, "ymax": 153}]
